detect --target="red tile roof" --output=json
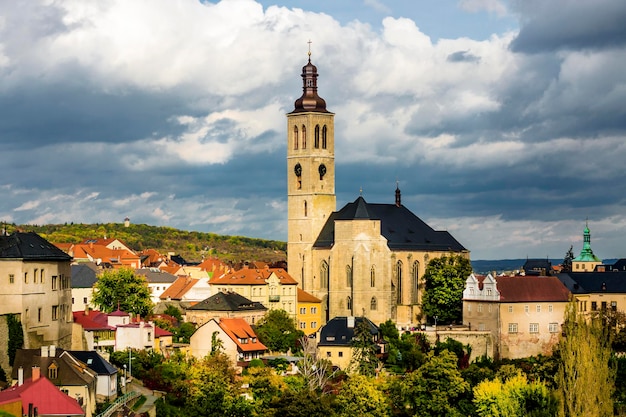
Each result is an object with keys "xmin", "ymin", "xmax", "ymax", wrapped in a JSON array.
[
  {"xmin": 160, "ymin": 276, "xmax": 199, "ymax": 300},
  {"xmin": 155, "ymin": 326, "xmax": 173, "ymax": 337},
  {"xmin": 496, "ymin": 276, "xmax": 570, "ymax": 302},
  {"xmin": 218, "ymin": 318, "xmax": 266, "ymax": 353},
  {"xmin": 298, "ymin": 288, "xmax": 322, "ymax": 303},
  {"xmin": 210, "ymin": 267, "xmax": 297, "ymax": 285},
  {"xmin": 0, "ymin": 376, "xmax": 85, "ymax": 416},
  {"xmin": 72, "ymin": 310, "xmax": 115, "ymax": 331}
]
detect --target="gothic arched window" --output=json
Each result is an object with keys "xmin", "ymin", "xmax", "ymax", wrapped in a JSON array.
[
  {"xmin": 314, "ymin": 125, "xmax": 320, "ymax": 148},
  {"xmin": 346, "ymin": 265, "xmax": 353, "ymax": 287},
  {"xmin": 411, "ymin": 261, "xmax": 420, "ymax": 304},
  {"xmin": 320, "ymin": 261, "xmax": 329, "ymax": 289},
  {"xmin": 293, "ymin": 125, "xmax": 299, "ymax": 150},
  {"xmin": 347, "ymin": 296, "xmax": 352, "ymax": 310},
  {"xmin": 396, "ymin": 260, "xmax": 403, "ymax": 304},
  {"xmin": 302, "ymin": 125, "xmax": 307, "ymax": 149},
  {"xmin": 322, "ymin": 125, "xmax": 327, "ymax": 149},
  {"xmin": 370, "ymin": 266, "xmax": 376, "ymax": 287},
  {"xmin": 371, "ymin": 297, "xmax": 377, "ymax": 311}
]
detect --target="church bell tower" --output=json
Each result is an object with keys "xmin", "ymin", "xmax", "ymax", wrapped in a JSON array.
[{"xmin": 287, "ymin": 51, "xmax": 336, "ymax": 289}]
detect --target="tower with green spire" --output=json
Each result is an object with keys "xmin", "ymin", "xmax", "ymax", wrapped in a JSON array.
[{"xmin": 572, "ymin": 222, "xmax": 602, "ymax": 272}]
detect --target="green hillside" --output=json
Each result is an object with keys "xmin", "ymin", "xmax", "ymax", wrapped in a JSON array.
[{"xmin": 9, "ymin": 223, "xmax": 286, "ymax": 264}]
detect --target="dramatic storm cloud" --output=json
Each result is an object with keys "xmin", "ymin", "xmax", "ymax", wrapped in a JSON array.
[{"xmin": 0, "ymin": 0, "xmax": 625, "ymax": 260}]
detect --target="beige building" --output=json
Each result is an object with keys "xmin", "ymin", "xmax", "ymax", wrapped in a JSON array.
[
  {"xmin": 286, "ymin": 55, "xmax": 468, "ymax": 328},
  {"xmin": 209, "ymin": 267, "xmax": 298, "ymax": 319},
  {"xmin": 0, "ymin": 232, "xmax": 73, "ymax": 375},
  {"xmin": 463, "ymin": 274, "xmax": 570, "ymax": 359}
]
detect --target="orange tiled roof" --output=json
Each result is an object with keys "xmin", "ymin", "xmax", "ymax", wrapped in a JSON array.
[
  {"xmin": 218, "ymin": 318, "xmax": 266, "ymax": 352},
  {"xmin": 298, "ymin": 288, "xmax": 322, "ymax": 303},
  {"xmin": 210, "ymin": 267, "xmax": 297, "ymax": 285},
  {"xmin": 160, "ymin": 264, "xmax": 183, "ymax": 275},
  {"xmin": 70, "ymin": 244, "xmax": 140, "ymax": 266},
  {"xmin": 197, "ymin": 258, "xmax": 230, "ymax": 274},
  {"xmin": 160, "ymin": 276, "xmax": 198, "ymax": 300}
]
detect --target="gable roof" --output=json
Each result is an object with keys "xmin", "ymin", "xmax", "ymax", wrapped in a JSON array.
[
  {"xmin": 495, "ymin": 276, "xmax": 570, "ymax": 302},
  {"xmin": 0, "ymin": 376, "xmax": 85, "ymax": 416},
  {"xmin": 135, "ymin": 268, "xmax": 178, "ymax": 283},
  {"xmin": 160, "ymin": 276, "xmax": 199, "ymax": 300},
  {"xmin": 71, "ymin": 263, "xmax": 99, "ymax": 288},
  {"xmin": 72, "ymin": 310, "xmax": 115, "ymax": 331},
  {"xmin": 298, "ymin": 288, "xmax": 322, "ymax": 303},
  {"xmin": 187, "ymin": 291, "xmax": 267, "ymax": 312},
  {"xmin": 209, "ymin": 267, "xmax": 298, "ymax": 285},
  {"xmin": 0, "ymin": 232, "xmax": 73, "ymax": 261},
  {"xmin": 12, "ymin": 349, "xmax": 97, "ymax": 387},
  {"xmin": 218, "ymin": 318, "xmax": 267, "ymax": 353},
  {"xmin": 313, "ymin": 196, "xmax": 467, "ymax": 252},
  {"xmin": 318, "ymin": 316, "xmax": 380, "ymax": 347}
]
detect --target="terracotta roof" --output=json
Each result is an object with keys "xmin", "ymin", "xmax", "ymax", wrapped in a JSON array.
[
  {"xmin": 155, "ymin": 326, "xmax": 173, "ymax": 337},
  {"xmin": 210, "ymin": 267, "xmax": 298, "ymax": 285},
  {"xmin": 197, "ymin": 258, "xmax": 231, "ymax": 274},
  {"xmin": 298, "ymin": 288, "xmax": 322, "ymax": 303},
  {"xmin": 160, "ymin": 276, "xmax": 199, "ymax": 300},
  {"xmin": 0, "ymin": 376, "xmax": 85, "ymax": 416},
  {"xmin": 496, "ymin": 276, "xmax": 570, "ymax": 302},
  {"xmin": 218, "ymin": 318, "xmax": 267, "ymax": 353},
  {"xmin": 71, "ymin": 244, "xmax": 139, "ymax": 265}
]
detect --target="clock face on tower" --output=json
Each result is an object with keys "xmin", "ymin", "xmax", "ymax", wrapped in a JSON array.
[
  {"xmin": 318, "ymin": 163, "xmax": 327, "ymax": 178},
  {"xmin": 294, "ymin": 163, "xmax": 302, "ymax": 177}
]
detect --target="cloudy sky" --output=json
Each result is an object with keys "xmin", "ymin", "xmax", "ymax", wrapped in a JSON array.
[{"xmin": 1, "ymin": 0, "xmax": 625, "ymax": 260}]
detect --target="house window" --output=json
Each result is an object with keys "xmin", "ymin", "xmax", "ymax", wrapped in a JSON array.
[
  {"xmin": 467, "ymin": 304, "xmax": 472, "ymax": 312},
  {"xmin": 338, "ymin": 351, "xmax": 343, "ymax": 357},
  {"xmin": 38, "ymin": 308, "xmax": 42, "ymax": 323},
  {"xmin": 549, "ymin": 323, "xmax": 559, "ymax": 333},
  {"xmin": 300, "ymin": 307, "xmax": 306, "ymax": 314},
  {"xmin": 488, "ymin": 304, "xmax": 492, "ymax": 313},
  {"xmin": 536, "ymin": 305, "xmax": 541, "ymax": 313},
  {"xmin": 300, "ymin": 322, "xmax": 306, "ymax": 329},
  {"xmin": 52, "ymin": 276, "xmax": 57, "ymax": 290},
  {"xmin": 311, "ymin": 307, "xmax": 317, "ymax": 314},
  {"xmin": 529, "ymin": 323, "xmax": 539, "ymax": 333},
  {"xmin": 508, "ymin": 323, "xmax": 518, "ymax": 333},
  {"xmin": 524, "ymin": 305, "xmax": 529, "ymax": 313},
  {"xmin": 83, "ymin": 297, "xmax": 88, "ymax": 304},
  {"xmin": 40, "ymin": 269, "xmax": 44, "ymax": 283},
  {"xmin": 477, "ymin": 304, "xmax": 483, "ymax": 313},
  {"xmin": 9, "ymin": 274, "xmax": 14, "ymax": 284},
  {"xmin": 549, "ymin": 305, "xmax": 553, "ymax": 312},
  {"xmin": 602, "ymin": 301, "xmax": 607, "ymax": 310},
  {"xmin": 148, "ymin": 332, "xmax": 152, "ymax": 342},
  {"xmin": 612, "ymin": 301, "xmax": 617, "ymax": 312},
  {"xmin": 34, "ymin": 269, "xmax": 38, "ymax": 282},
  {"xmin": 72, "ymin": 298, "xmax": 75, "ymax": 304},
  {"xmin": 322, "ymin": 125, "xmax": 327, "ymax": 149},
  {"xmin": 508, "ymin": 306, "xmax": 513, "ymax": 313},
  {"xmin": 486, "ymin": 288, "xmax": 493, "ymax": 296},
  {"xmin": 52, "ymin": 306, "xmax": 59, "ymax": 321},
  {"xmin": 371, "ymin": 297, "xmax": 377, "ymax": 311},
  {"xmin": 48, "ymin": 365, "xmax": 58, "ymax": 379},
  {"xmin": 311, "ymin": 321, "xmax": 317, "ymax": 329},
  {"xmin": 24, "ymin": 272, "xmax": 28, "ymax": 284},
  {"xmin": 591, "ymin": 301, "xmax": 597, "ymax": 311}
]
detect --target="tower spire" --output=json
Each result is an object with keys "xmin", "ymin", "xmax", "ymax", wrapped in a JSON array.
[{"xmin": 291, "ymin": 42, "xmax": 329, "ymax": 113}]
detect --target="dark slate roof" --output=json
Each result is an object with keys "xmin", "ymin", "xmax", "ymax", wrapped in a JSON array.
[
  {"xmin": 318, "ymin": 316, "xmax": 380, "ymax": 347},
  {"xmin": 135, "ymin": 268, "xmax": 178, "ymax": 283},
  {"xmin": 71, "ymin": 264, "xmax": 98, "ymax": 288},
  {"xmin": 610, "ymin": 259, "xmax": 626, "ymax": 272},
  {"xmin": 187, "ymin": 291, "xmax": 267, "ymax": 312},
  {"xmin": 12, "ymin": 349, "xmax": 96, "ymax": 387},
  {"xmin": 313, "ymin": 196, "xmax": 467, "ymax": 251},
  {"xmin": 0, "ymin": 232, "xmax": 73, "ymax": 261},
  {"xmin": 68, "ymin": 351, "xmax": 117, "ymax": 375},
  {"xmin": 557, "ymin": 272, "xmax": 626, "ymax": 294}
]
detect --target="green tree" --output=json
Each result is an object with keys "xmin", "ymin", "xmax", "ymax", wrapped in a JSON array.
[
  {"xmin": 254, "ymin": 309, "xmax": 303, "ymax": 353},
  {"xmin": 264, "ymin": 389, "xmax": 334, "ymax": 417},
  {"xmin": 562, "ymin": 245, "xmax": 574, "ymax": 272},
  {"xmin": 556, "ymin": 303, "xmax": 615, "ymax": 417},
  {"xmin": 473, "ymin": 371, "xmax": 557, "ymax": 417},
  {"xmin": 334, "ymin": 374, "xmax": 390, "ymax": 417},
  {"xmin": 390, "ymin": 350, "xmax": 469, "ymax": 417},
  {"xmin": 349, "ymin": 318, "xmax": 380, "ymax": 376},
  {"xmin": 422, "ymin": 254, "xmax": 473, "ymax": 324},
  {"xmin": 92, "ymin": 267, "xmax": 154, "ymax": 317}
]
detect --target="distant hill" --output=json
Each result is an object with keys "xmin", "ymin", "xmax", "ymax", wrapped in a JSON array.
[{"xmin": 7, "ymin": 223, "xmax": 287, "ymax": 264}]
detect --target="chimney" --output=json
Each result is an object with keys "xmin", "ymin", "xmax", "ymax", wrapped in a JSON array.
[
  {"xmin": 18, "ymin": 367, "xmax": 23, "ymax": 386},
  {"xmin": 347, "ymin": 316, "xmax": 355, "ymax": 329},
  {"xmin": 41, "ymin": 346, "xmax": 49, "ymax": 358},
  {"xmin": 84, "ymin": 305, "xmax": 90, "ymax": 316},
  {"xmin": 49, "ymin": 345, "xmax": 56, "ymax": 357},
  {"xmin": 31, "ymin": 366, "xmax": 40, "ymax": 382}
]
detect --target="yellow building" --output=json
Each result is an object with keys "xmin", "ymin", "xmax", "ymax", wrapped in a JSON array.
[
  {"xmin": 463, "ymin": 274, "xmax": 570, "ymax": 359},
  {"xmin": 286, "ymin": 54, "xmax": 468, "ymax": 328},
  {"xmin": 297, "ymin": 288, "xmax": 322, "ymax": 335}
]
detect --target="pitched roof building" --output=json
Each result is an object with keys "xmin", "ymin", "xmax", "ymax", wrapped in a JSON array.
[
  {"xmin": 463, "ymin": 274, "xmax": 571, "ymax": 359},
  {"xmin": 285, "ymin": 55, "xmax": 468, "ymax": 328},
  {"xmin": 186, "ymin": 291, "xmax": 267, "ymax": 326}
]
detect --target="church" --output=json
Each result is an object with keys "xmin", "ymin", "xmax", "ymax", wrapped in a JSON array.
[{"xmin": 286, "ymin": 52, "xmax": 469, "ymax": 327}]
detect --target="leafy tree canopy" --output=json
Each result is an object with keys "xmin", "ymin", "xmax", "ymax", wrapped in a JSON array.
[
  {"xmin": 422, "ymin": 254, "xmax": 473, "ymax": 324},
  {"xmin": 92, "ymin": 267, "xmax": 154, "ymax": 317},
  {"xmin": 254, "ymin": 309, "xmax": 304, "ymax": 353},
  {"xmin": 334, "ymin": 375, "xmax": 390, "ymax": 417}
]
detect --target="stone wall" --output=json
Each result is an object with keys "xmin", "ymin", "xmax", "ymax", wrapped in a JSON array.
[{"xmin": 421, "ymin": 329, "xmax": 494, "ymax": 362}]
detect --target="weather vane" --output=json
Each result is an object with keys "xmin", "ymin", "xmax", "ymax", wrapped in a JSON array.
[{"xmin": 307, "ymin": 39, "xmax": 312, "ymax": 57}]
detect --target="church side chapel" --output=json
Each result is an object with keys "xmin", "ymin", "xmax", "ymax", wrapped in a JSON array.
[{"xmin": 287, "ymin": 50, "xmax": 469, "ymax": 328}]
